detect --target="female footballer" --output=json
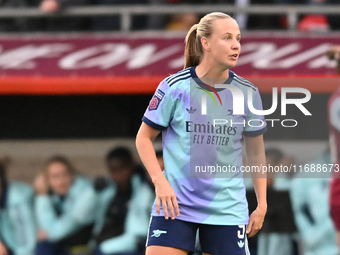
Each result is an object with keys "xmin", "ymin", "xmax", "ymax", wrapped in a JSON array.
[{"xmin": 136, "ymin": 12, "xmax": 267, "ymax": 255}]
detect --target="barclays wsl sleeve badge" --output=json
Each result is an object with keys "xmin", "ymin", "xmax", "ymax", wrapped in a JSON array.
[{"xmin": 149, "ymin": 89, "xmax": 165, "ymax": 111}]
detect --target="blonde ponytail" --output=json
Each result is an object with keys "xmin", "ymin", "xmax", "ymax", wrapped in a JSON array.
[{"xmin": 184, "ymin": 24, "xmax": 201, "ymax": 69}]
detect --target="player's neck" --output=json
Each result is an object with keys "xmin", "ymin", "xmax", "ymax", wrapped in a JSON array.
[{"xmin": 196, "ymin": 59, "xmax": 229, "ymax": 87}]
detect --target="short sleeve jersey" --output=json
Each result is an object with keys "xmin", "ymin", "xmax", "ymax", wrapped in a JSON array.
[{"xmin": 142, "ymin": 66, "xmax": 267, "ymax": 225}]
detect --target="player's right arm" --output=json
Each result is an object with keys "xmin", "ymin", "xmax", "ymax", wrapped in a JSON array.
[{"xmin": 136, "ymin": 122, "xmax": 180, "ymax": 220}]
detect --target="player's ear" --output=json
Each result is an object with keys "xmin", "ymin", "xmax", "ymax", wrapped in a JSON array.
[{"xmin": 201, "ymin": 37, "xmax": 210, "ymax": 52}]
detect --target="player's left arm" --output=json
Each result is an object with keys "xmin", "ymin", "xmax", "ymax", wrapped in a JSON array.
[{"xmin": 244, "ymin": 134, "xmax": 267, "ymax": 238}]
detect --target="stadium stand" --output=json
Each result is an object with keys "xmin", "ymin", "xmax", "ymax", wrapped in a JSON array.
[{"xmin": 0, "ymin": 2, "xmax": 340, "ymax": 255}]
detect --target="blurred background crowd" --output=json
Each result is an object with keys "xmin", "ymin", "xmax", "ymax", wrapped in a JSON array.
[
  {"xmin": 1, "ymin": 144, "xmax": 339, "ymax": 255},
  {"xmin": 0, "ymin": 0, "xmax": 340, "ymax": 255},
  {"xmin": 0, "ymin": 146, "xmax": 158, "ymax": 255},
  {"xmin": 1, "ymin": 0, "xmax": 340, "ymax": 32}
]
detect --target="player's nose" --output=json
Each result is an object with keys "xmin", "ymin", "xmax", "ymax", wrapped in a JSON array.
[{"xmin": 231, "ymin": 39, "xmax": 240, "ymax": 50}]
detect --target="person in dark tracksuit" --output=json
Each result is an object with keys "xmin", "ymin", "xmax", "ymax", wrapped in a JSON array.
[{"xmin": 92, "ymin": 147, "xmax": 154, "ymax": 255}]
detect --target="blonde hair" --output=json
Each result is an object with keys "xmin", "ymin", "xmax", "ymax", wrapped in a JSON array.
[{"xmin": 184, "ymin": 12, "xmax": 232, "ymax": 69}]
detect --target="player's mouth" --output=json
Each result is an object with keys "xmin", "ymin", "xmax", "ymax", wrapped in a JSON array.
[{"xmin": 230, "ymin": 54, "xmax": 238, "ymax": 60}]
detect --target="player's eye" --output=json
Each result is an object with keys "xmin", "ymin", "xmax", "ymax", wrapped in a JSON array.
[
  {"xmin": 225, "ymin": 36, "xmax": 231, "ymax": 40},
  {"xmin": 237, "ymin": 37, "xmax": 241, "ymax": 42}
]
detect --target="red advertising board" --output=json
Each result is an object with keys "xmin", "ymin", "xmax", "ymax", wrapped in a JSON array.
[{"xmin": 0, "ymin": 32, "xmax": 339, "ymax": 94}]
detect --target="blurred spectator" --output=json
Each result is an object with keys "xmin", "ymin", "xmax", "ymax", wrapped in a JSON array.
[
  {"xmin": 326, "ymin": 45, "xmax": 340, "ymax": 74},
  {"xmin": 0, "ymin": 0, "xmax": 30, "ymax": 32},
  {"xmin": 202, "ymin": 0, "xmax": 282, "ymax": 30},
  {"xmin": 234, "ymin": 0, "xmax": 249, "ymax": 30},
  {"xmin": 39, "ymin": 0, "xmax": 89, "ymax": 13},
  {"xmin": 246, "ymin": 0, "xmax": 283, "ymax": 30},
  {"xmin": 34, "ymin": 155, "xmax": 96, "ymax": 255},
  {"xmin": 92, "ymin": 146, "xmax": 154, "ymax": 255},
  {"xmin": 256, "ymin": 148, "xmax": 297, "ymax": 255},
  {"xmin": 274, "ymin": 0, "xmax": 340, "ymax": 31},
  {"xmin": 298, "ymin": 15, "xmax": 329, "ymax": 32},
  {"xmin": 0, "ymin": 157, "xmax": 36, "ymax": 255},
  {"xmin": 274, "ymin": 0, "xmax": 328, "ymax": 31},
  {"xmin": 290, "ymin": 150, "xmax": 339, "ymax": 255},
  {"xmin": 92, "ymin": 0, "xmax": 148, "ymax": 31},
  {"xmin": 29, "ymin": 0, "xmax": 90, "ymax": 31},
  {"xmin": 147, "ymin": 0, "xmax": 167, "ymax": 30},
  {"xmin": 274, "ymin": 0, "xmax": 332, "ymax": 31},
  {"xmin": 147, "ymin": 0, "xmax": 200, "ymax": 31},
  {"xmin": 328, "ymin": 0, "xmax": 340, "ymax": 30},
  {"xmin": 161, "ymin": 0, "xmax": 255, "ymax": 31},
  {"xmin": 298, "ymin": 0, "xmax": 330, "ymax": 32},
  {"xmin": 166, "ymin": 12, "xmax": 199, "ymax": 31}
]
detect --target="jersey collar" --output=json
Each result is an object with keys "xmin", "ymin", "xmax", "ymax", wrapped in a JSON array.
[{"xmin": 189, "ymin": 66, "xmax": 234, "ymax": 92}]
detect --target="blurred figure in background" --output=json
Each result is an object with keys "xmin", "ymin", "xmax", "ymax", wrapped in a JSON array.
[
  {"xmin": 147, "ymin": 0, "xmax": 200, "ymax": 30},
  {"xmin": 92, "ymin": 0, "xmax": 147, "ymax": 31},
  {"xmin": 29, "ymin": 0, "xmax": 90, "ymax": 31},
  {"xmin": 34, "ymin": 156, "xmax": 96, "ymax": 255},
  {"xmin": 166, "ymin": 12, "xmax": 199, "ymax": 31},
  {"xmin": 327, "ymin": 45, "xmax": 340, "ymax": 252},
  {"xmin": 257, "ymin": 148, "xmax": 297, "ymax": 255},
  {"xmin": 273, "ymin": 0, "xmax": 329, "ymax": 31},
  {"xmin": 290, "ymin": 149, "xmax": 339, "ymax": 255},
  {"xmin": 327, "ymin": 0, "xmax": 340, "ymax": 30},
  {"xmin": 326, "ymin": 45, "xmax": 340, "ymax": 74},
  {"xmin": 206, "ymin": 0, "xmax": 281, "ymax": 30},
  {"xmin": 0, "ymin": 0, "xmax": 30, "ymax": 32},
  {"xmin": 0, "ymin": 157, "xmax": 36, "ymax": 255},
  {"xmin": 297, "ymin": 0, "xmax": 330, "ymax": 32},
  {"xmin": 92, "ymin": 146, "xmax": 153, "ymax": 255},
  {"xmin": 39, "ymin": 0, "xmax": 87, "ymax": 14},
  {"xmin": 146, "ymin": 0, "xmax": 167, "ymax": 30}
]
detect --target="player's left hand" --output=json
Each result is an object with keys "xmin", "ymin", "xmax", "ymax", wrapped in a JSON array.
[{"xmin": 246, "ymin": 205, "xmax": 267, "ymax": 237}]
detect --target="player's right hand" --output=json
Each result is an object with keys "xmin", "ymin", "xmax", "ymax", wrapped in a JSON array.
[{"xmin": 153, "ymin": 175, "xmax": 180, "ymax": 220}]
